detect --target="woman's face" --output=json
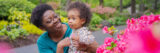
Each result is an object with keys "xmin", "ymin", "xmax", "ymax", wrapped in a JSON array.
[
  {"xmin": 67, "ymin": 9, "xmax": 85, "ymax": 29},
  {"xmin": 42, "ymin": 10, "xmax": 62, "ymax": 33}
]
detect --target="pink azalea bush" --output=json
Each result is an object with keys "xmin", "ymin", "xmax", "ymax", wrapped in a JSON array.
[
  {"xmin": 97, "ymin": 14, "xmax": 160, "ymax": 53},
  {"xmin": 0, "ymin": 42, "xmax": 12, "ymax": 53}
]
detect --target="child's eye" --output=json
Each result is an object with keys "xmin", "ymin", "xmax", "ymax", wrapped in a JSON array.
[
  {"xmin": 68, "ymin": 18, "xmax": 70, "ymax": 20},
  {"xmin": 73, "ymin": 17, "xmax": 75, "ymax": 20}
]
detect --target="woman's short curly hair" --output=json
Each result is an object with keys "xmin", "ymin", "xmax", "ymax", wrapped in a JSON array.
[
  {"xmin": 31, "ymin": 4, "xmax": 53, "ymax": 27},
  {"xmin": 67, "ymin": 2, "xmax": 92, "ymax": 27}
]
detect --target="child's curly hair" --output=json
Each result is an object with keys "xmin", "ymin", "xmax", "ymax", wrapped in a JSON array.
[{"xmin": 67, "ymin": 2, "xmax": 92, "ymax": 27}]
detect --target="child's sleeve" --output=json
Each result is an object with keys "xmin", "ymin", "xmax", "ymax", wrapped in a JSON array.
[{"xmin": 79, "ymin": 30, "xmax": 95, "ymax": 45}]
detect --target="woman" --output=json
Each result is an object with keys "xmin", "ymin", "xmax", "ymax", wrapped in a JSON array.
[{"xmin": 31, "ymin": 4, "xmax": 98, "ymax": 53}]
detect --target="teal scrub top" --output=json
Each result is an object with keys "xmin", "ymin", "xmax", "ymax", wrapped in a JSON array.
[{"xmin": 37, "ymin": 23, "xmax": 72, "ymax": 53}]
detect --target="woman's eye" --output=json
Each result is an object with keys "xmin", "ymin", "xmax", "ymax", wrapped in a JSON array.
[{"xmin": 54, "ymin": 15, "xmax": 58, "ymax": 18}]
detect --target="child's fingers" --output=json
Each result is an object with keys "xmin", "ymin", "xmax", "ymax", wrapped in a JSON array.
[
  {"xmin": 72, "ymin": 41, "xmax": 79, "ymax": 47},
  {"xmin": 73, "ymin": 44, "xmax": 79, "ymax": 47},
  {"xmin": 71, "ymin": 33, "xmax": 75, "ymax": 36},
  {"xmin": 71, "ymin": 35, "xmax": 79, "ymax": 41},
  {"xmin": 72, "ymin": 41, "xmax": 78, "ymax": 45}
]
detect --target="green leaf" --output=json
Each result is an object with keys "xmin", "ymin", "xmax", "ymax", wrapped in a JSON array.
[
  {"xmin": 113, "ymin": 43, "xmax": 117, "ymax": 47},
  {"xmin": 106, "ymin": 46, "xmax": 112, "ymax": 50},
  {"xmin": 0, "ymin": 31, "xmax": 5, "ymax": 36},
  {"xmin": 111, "ymin": 42, "xmax": 117, "ymax": 47}
]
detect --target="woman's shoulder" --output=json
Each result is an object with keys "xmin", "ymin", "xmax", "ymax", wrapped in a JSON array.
[
  {"xmin": 62, "ymin": 23, "xmax": 72, "ymax": 37},
  {"xmin": 37, "ymin": 32, "xmax": 48, "ymax": 43},
  {"xmin": 62, "ymin": 23, "xmax": 69, "ymax": 27},
  {"xmin": 63, "ymin": 23, "xmax": 72, "ymax": 31}
]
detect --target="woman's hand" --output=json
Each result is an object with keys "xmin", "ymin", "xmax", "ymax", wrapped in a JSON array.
[
  {"xmin": 57, "ymin": 37, "xmax": 71, "ymax": 48},
  {"xmin": 57, "ymin": 37, "xmax": 71, "ymax": 53},
  {"xmin": 71, "ymin": 34, "xmax": 88, "ymax": 51}
]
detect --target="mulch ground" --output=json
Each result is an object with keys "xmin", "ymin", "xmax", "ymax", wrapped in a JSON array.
[{"xmin": 0, "ymin": 35, "xmax": 39, "ymax": 48}]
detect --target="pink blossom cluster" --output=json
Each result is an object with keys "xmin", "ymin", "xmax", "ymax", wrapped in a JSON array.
[
  {"xmin": 91, "ymin": 6, "xmax": 116, "ymax": 14},
  {"xmin": 97, "ymin": 37, "xmax": 127, "ymax": 53},
  {"xmin": 0, "ymin": 42, "xmax": 12, "ymax": 53},
  {"xmin": 97, "ymin": 14, "xmax": 160, "ymax": 53},
  {"xmin": 102, "ymin": 26, "xmax": 117, "ymax": 36},
  {"xmin": 126, "ymin": 14, "xmax": 160, "ymax": 33}
]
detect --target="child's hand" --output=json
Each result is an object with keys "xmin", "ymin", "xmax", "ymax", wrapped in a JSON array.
[
  {"xmin": 71, "ymin": 34, "xmax": 79, "ymax": 41},
  {"xmin": 72, "ymin": 40, "xmax": 79, "ymax": 47}
]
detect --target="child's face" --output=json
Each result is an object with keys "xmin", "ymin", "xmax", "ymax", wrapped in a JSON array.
[{"xmin": 67, "ymin": 9, "xmax": 85, "ymax": 29}]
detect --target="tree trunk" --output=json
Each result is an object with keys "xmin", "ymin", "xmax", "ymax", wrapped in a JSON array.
[
  {"xmin": 131, "ymin": 0, "xmax": 136, "ymax": 17},
  {"xmin": 154, "ymin": 0, "xmax": 158, "ymax": 11},
  {"xmin": 99, "ymin": 0, "xmax": 104, "ymax": 6},
  {"xmin": 78, "ymin": 0, "xmax": 81, "ymax": 2},
  {"xmin": 120, "ymin": 0, "xmax": 123, "ymax": 13},
  {"xmin": 40, "ymin": 0, "xmax": 42, "ymax": 4},
  {"xmin": 139, "ymin": 0, "xmax": 144, "ymax": 16}
]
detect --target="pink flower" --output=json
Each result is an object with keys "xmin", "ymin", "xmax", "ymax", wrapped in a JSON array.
[
  {"xmin": 97, "ymin": 44, "xmax": 107, "ymax": 53},
  {"xmin": 104, "ymin": 37, "xmax": 114, "ymax": 46},
  {"xmin": 125, "ymin": 27, "xmax": 160, "ymax": 53},
  {"xmin": 102, "ymin": 26, "xmax": 117, "ymax": 36},
  {"xmin": 0, "ymin": 42, "xmax": 12, "ymax": 53},
  {"xmin": 103, "ymin": 26, "xmax": 108, "ymax": 33}
]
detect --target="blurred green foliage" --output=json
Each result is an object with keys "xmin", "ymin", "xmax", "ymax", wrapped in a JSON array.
[
  {"xmin": 0, "ymin": 20, "xmax": 8, "ymax": 30},
  {"xmin": 8, "ymin": 8, "xmax": 31, "ymax": 21},
  {"xmin": 0, "ymin": 0, "xmax": 35, "ymax": 17},
  {"xmin": 20, "ymin": 21, "xmax": 44, "ymax": 35},
  {"xmin": 0, "ymin": 22, "xmax": 29, "ymax": 40},
  {"xmin": 103, "ymin": 0, "xmax": 131, "ymax": 8},
  {"xmin": 89, "ymin": 13, "xmax": 103, "ymax": 30},
  {"xmin": 108, "ymin": 16, "xmax": 129, "ymax": 26}
]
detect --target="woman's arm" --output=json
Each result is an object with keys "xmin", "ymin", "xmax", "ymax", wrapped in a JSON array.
[
  {"xmin": 86, "ymin": 41, "xmax": 99, "ymax": 53},
  {"xmin": 37, "ymin": 41, "xmax": 54, "ymax": 53},
  {"xmin": 57, "ymin": 44, "xmax": 64, "ymax": 53},
  {"xmin": 57, "ymin": 37, "xmax": 71, "ymax": 53}
]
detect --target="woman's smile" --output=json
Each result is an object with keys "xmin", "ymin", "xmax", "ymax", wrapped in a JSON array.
[{"xmin": 56, "ymin": 22, "xmax": 62, "ymax": 28}]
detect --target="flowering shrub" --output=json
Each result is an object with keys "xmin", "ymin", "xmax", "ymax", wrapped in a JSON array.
[
  {"xmin": 0, "ymin": 42, "xmax": 11, "ymax": 53},
  {"xmin": 20, "ymin": 21, "xmax": 44, "ymax": 35},
  {"xmin": 97, "ymin": 14, "xmax": 160, "ymax": 53},
  {"xmin": 91, "ymin": 6, "xmax": 116, "ymax": 15},
  {"xmin": 0, "ymin": 20, "xmax": 8, "ymax": 30},
  {"xmin": 8, "ymin": 8, "xmax": 31, "ymax": 21},
  {"xmin": 103, "ymin": 26, "xmax": 118, "ymax": 36},
  {"xmin": 0, "ymin": 0, "xmax": 35, "ymax": 17}
]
